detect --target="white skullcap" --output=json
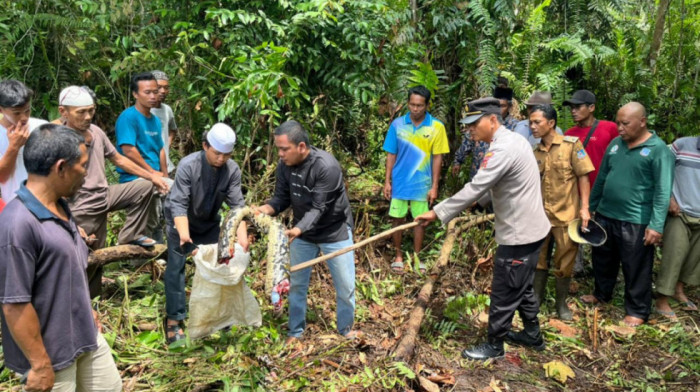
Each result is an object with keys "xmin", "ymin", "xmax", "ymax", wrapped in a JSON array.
[
  {"xmin": 206, "ymin": 123, "xmax": 236, "ymax": 153},
  {"xmin": 59, "ymin": 86, "xmax": 94, "ymax": 107}
]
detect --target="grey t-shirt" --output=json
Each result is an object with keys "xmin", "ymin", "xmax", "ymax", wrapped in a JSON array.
[
  {"xmin": 68, "ymin": 124, "xmax": 117, "ymax": 213},
  {"xmin": 0, "ymin": 185, "xmax": 97, "ymax": 373},
  {"xmin": 151, "ymin": 103, "xmax": 177, "ymax": 173}
]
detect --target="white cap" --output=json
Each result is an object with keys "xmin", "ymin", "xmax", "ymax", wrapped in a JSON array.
[
  {"xmin": 206, "ymin": 123, "xmax": 236, "ymax": 153},
  {"xmin": 59, "ymin": 86, "xmax": 94, "ymax": 107}
]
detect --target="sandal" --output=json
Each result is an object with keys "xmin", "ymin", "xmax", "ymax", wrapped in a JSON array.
[
  {"xmin": 674, "ymin": 298, "xmax": 698, "ymax": 311},
  {"xmin": 130, "ymin": 236, "xmax": 157, "ymax": 248},
  {"xmin": 654, "ymin": 307, "xmax": 677, "ymax": 320},
  {"xmin": 418, "ymin": 263, "xmax": 427, "ymax": 274},
  {"xmin": 164, "ymin": 319, "xmax": 185, "ymax": 344},
  {"xmin": 390, "ymin": 261, "xmax": 405, "ymax": 275},
  {"xmin": 621, "ymin": 315, "xmax": 644, "ymax": 327}
]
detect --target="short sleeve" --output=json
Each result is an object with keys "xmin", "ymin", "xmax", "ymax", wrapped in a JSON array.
[
  {"xmin": 115, "ymin": 111, "xmax": 136, "ymax": 147},
  {"xmin": 0, "ymin": 244, "xmax": 36, "ymax": 304},
  {"xmin": 382, "ymin": 122, "xmax": 398, "ymax": 154},
  {"xmin": 570, "ymin": 140, "xmax": 595, "ymax": 177},
  {"xmin": 431, "ymin": 122, "xmax": 450, "ymax": 154}
]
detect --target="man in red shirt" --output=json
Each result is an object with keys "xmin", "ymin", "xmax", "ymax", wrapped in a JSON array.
[
  {"xmin": 564, "ymin": 90, "xmax": 619, "ymax": 275},
  {"xmin": 563, "ymin": 90, "xmax": 618, "ymax": 187}
]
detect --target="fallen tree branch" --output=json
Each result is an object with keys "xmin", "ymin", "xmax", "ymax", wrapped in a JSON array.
[
  {"xmin": 290, "ymin": 221, "xmax": 421, "ymax": 272},
  {"xmin": 392, "ymin": 213, "xmax": 494, "ymax": 362},
  {"xmin": 87, "ymin": 244, "xmax": 167, "ymax": 267}
]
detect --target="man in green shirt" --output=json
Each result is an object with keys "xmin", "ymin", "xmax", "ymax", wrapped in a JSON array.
[{"xmin": 581, "ymin": 102, "xmax": 674, "ymax": 327}]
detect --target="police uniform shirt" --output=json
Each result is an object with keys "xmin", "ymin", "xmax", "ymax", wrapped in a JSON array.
[
  {"xmin": 534, "ymin": 134, "xmax": 595, "ymax": 227},
  {"xmin": 434, "ymin": 126, "xmax": 551, "ymax": 246}
]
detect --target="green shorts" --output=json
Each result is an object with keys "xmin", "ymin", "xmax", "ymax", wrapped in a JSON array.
[{"xmin": 389, "ymin": 199, "xmax": 429, "ymax": 219}]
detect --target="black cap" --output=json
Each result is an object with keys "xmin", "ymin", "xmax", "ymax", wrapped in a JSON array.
[
  {"xmin": 459, "ymin": 97, "xmax": 501, "ymax": 125},
  {"xmin": 563, "ymin": 90, "xmax": 596, "ymax": 106},
  {"xmin": 493, "ymin": 87, "xmax": 513, "ymax": 101}
]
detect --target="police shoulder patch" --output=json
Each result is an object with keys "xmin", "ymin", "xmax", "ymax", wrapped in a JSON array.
[
  {"xmin": 576, "ymin": 149, "xmax": 587, "ymax": 159},
  {"xmin": 563, "ymin": 136, "xmax": 579, "ymax": 143}
]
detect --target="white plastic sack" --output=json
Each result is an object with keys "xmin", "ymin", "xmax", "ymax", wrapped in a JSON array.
[{"xmin": 188, "ymin": 243, "xmax": 262, "ymax": 339}]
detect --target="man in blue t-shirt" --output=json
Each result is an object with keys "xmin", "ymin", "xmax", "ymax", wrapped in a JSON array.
[
  {"xmin": 116, "ymin": 72, "xmax": 171, "ymax": 242},
  {"xmin": 115, "ymin": 72, "xmax": 167, "ymax": 183}
]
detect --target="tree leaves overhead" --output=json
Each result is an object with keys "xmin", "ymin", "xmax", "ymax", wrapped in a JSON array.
[{"xmin": 0, "ymin": 0, "xmax": 697, "ymax": 166}]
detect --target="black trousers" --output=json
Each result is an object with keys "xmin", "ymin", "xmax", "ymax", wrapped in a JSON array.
[
  {"xmin": 591, "ymin": 214, "xmax": 654, "ymax": 320},
  {"xmin": 488, "ymin": 238, "xmax": 545, "ymax": 342}
]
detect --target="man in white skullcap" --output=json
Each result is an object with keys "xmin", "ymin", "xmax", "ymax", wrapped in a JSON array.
[
  {"xmin": 56, "ymin": 85, "xmax": 170, "ymax": 298},
  {"xmin": 162, "ymin": 123, "xmax": 249, "ymax": 344}
]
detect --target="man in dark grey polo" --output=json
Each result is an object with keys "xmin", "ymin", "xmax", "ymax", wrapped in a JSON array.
[
  {"xmin": 0, "ymin": 124, "xmax": 121, "ymax": 391},
  {"xmin": 163, "ymin": 123, "xmax": 249, "ymax": 344}
]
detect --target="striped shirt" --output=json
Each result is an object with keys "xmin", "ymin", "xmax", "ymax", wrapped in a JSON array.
[{"xmin": 671, "ymin": 136, "xmax": 700, "ymax": 218}]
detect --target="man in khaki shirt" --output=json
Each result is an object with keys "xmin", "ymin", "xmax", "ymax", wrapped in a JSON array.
[{"xmin": 531, "ymin": 105, "xmax": 594, "ymax": 320}]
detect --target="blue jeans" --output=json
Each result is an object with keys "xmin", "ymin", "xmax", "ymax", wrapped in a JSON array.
[
  {"xmin": 164, "ymin": 218, "xmax": 219, "ymax": 321},
  {"xmin": 288, "ymin": 227, "xmax": 355, "ymax": 337}
]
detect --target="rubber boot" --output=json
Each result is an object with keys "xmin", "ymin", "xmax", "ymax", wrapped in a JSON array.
[
  {"xmin": 555, "ymin": 277, "xmax": 573, "ymax": 321},
  {"xmin": 461, "ymin": 337, "xmax": 505, "ymax": 360},
  {"xmin": 533, "ymin": 269, "xmax": 548, "ymax": 307},
  {"xmin": 506, "ymin": 319, "xmax": 545, "ymax": 351}
]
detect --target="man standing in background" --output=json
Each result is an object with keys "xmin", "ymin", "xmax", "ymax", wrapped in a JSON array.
[
  {"xmin": 0, "ymin": 80, "xmax": 47, "ymax": 203},
  {"xmin": 384, "ymin": 85, "xmax": 449, "ymax": 274},
  {"xmin": 150, "ymin": 70, "xmax": 178, "ymax": 175}
]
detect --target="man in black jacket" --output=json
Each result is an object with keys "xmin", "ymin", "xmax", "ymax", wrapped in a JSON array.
[{"xmin": 257, "ymin": 120, "xmax": 359, "ymax": 344}]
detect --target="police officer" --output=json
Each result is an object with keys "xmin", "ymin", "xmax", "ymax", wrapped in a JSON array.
[
  {"xmin": 530, "ymin": 104, "xmax": 594, "ymax": 320},
  {"xmin": 416, "ymin": 98, "xmax": 551, "ymax": 360}
]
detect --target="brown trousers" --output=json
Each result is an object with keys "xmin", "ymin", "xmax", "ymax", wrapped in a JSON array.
[
  {"xmin": 73, "ymin": 180, "xmax": 155, "ymax": 297},
  {"xmin": 536, "ymin": 226, "xmax": 578, "ymax": 278}
]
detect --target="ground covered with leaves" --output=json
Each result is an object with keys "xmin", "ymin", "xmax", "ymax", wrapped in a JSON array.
[{"xmin": 1, "ymin": 204, "xmax": 697, "ymax": 391}]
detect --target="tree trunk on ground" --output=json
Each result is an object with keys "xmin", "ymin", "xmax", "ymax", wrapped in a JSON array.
[
  {"xmin": 392, "ymin": 213, "xmax": 494, "ymax": 362},
  {"xmin": 87, "ymin": 244, "xmax": 167, "ymax": 267},
  {"xmin": 647, "ymin": 0, "xmax": 671, "ymax": 69}
]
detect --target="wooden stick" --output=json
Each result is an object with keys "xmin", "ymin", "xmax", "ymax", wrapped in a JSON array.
[
  {"xmin": 592, "ymin": 307, "xmax": 599, "ymax": 352},
  {"xmin": 289, "ymin": 221, "xmax": 421, "ymax": 272},
  {"xmin": 392, "ymin": 214, "xmax": 494, "ymax": 361}
]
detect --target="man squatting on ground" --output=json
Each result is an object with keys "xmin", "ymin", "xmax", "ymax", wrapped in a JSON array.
[
  {"xmin": 530, "ymin": 104, "xmax": 594, "ymax": 320},
  {"xmin": 0, "ymin": 124, "xmax": 121, "ymax": 392},
  {"xmin": 383, "ymin": 86, "xmax": 449, "ymax": 274},
  {"xmin": 256, "ymin": 120, "xmax": 360, "ymax": 343},
  {"xmin": 115, "ymin": 72, "xmax": 171, "ymax": 245},
  {"xmin": 57, "ymin": 86, "xmax": 170, "ymax": 298},
  {"xmin": 582, "ymin": 102, "xmax": 674, "ymax": 327},
  {"xmin": 416, "ymin": 98, "xmax": 551, "ymax": 360},
  {"xmin": 163, "ymin": 123, "xmax": 249, "ymax": 344},
  {"xmin": 0, "ymin": 80, "xmax": 47, "ymax": 203}
]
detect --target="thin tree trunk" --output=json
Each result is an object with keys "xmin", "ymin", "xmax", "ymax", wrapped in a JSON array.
[
  {"xmin": 647, "ymin": 0, "xmax": 671, "ymax": 70},
  {"xmin": 392, "ymin": 214, "xmax": 494, "ymax": 361},
  {"xmin": 87, "ymin": 244, "xmax": 167, "ymax": 267}
]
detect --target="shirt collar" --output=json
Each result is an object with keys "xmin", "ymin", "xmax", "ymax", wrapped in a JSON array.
[
  {"xmin": 403, "ymin": 112, "xmax": 432, "ymax": 129},
  {"xmin": 535, "ymin": 133, "xmax": 564, "ymax": 151},
  {"xmin": 627, "ymin": 130, "xmax": 659, "ymax": 149},
  {"xmin": 492, "ymin": 125, "xmax": 509, "ymax": 142},
  {"xmin": 16, "ymin": 183, "xmax": 72, "ymax": 222}
]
